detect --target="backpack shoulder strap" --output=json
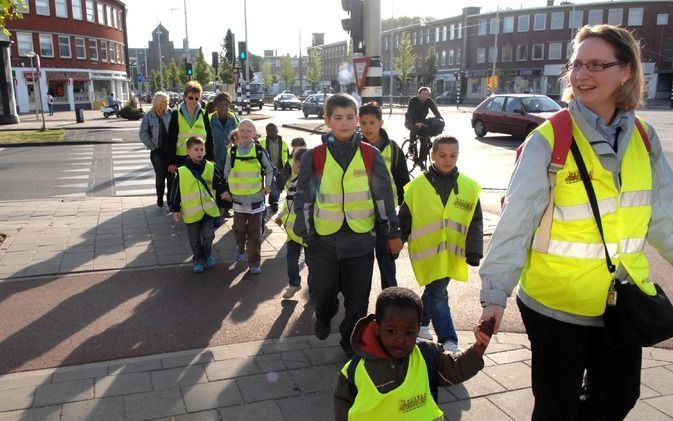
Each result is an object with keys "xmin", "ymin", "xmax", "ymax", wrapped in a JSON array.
[
  {"xmin": 346, "ymin": 355, "xmax": 362, "ymax": 398},
  {"xmin": 229, "ymin": 145, "xmax": 238, "ymax": 167},
  {"xmin": 634, "ymin": 117, "xmax": 651, "ymax": 152},
  {"xmin": 416, "ymin": 340, "xmax": 438, "ymax": 403},
  {"xmin": 548, "ymin": 108, "xmax": 573, "ymax": 169},
  {"xmin": 313, "ymin": 144, "xmax": 327, "ymax": 183},
  {"xmin": 359, "ymin": 141, "xmax": 375, "ymax": 180}
]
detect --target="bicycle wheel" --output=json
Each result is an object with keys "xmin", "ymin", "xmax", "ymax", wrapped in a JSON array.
[
  {"xmin": 419, "ymin": 136, "xmax": 432, "ymax": 171},
  {"xmin": 401, "ymin": 139, "xmax": 418, "ymax": 174}
]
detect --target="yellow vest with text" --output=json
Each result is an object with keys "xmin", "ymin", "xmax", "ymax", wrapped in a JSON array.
[
  {"xmin": 520, "ymin": 116, "xmax": 654, "ymax": 317},
  {"xmin": 177, "ymin": 108, "xmax": 207, "ymax": 157},
  {"xmin": 380, "ymin": 143, "xmax": 399, "ymax": 207},
  {"xmin": 228, "ymin": 145, "xmax": 263, "ymax": 196},
  {"xmin": 313, "ymin": 147, "xmax": 375, "ymax": 235},
  {"xmin": 405, "ymin": 174, "xmax": 481, "ymax": 285},
  {"xmin": 342, "ymin": 345, "xmax": 444, "ymax": 421},
  {"xmin": 260, "ymin": 136, "xmax": 289, "ymax": 168},
  {"xmin": 177, "ymin": 163, "xmax": 220, "ymax": 223}
]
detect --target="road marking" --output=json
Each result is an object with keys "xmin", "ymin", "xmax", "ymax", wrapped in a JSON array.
[
  {"xmin": 111, "ymin": 144, "xmax": 156, "ymax": 196},
  {"xmin": 0, "ymin": 148, "xmax": 5, "ymax": 153}
]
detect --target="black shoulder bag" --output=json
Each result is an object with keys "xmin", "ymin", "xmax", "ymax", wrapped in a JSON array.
[{"xmin": 571, "ymin": 139, "xmax": 673, "ymax": 347}]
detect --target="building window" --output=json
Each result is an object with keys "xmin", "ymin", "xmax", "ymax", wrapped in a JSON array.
[
  {"xmin": 532, "ymin": 44, "xmax": 544, "ymax": 60},
  {"xmin": 608, "ymin": 8, "xmax": 623, "ymax": 26},
  {"xmin": 477, "ymin": 47, "xmax": 485, "ymax": 63},
  {"xmin": 516, "ymin": 44, "xmax": 528, "ymax": 61},
  {"xmin": 106, "ymin": 5, "xmax": 113, "ymax": 26},
  {"xmin": 425, "ymin": 30, "xmax": 430, "ymax": 44},
  {"xmin": 75, "ymin": 37, "xmax": 86, "ymax": 59},
  {"xmin": 551, "ymin": 12, "xmax": 563, "ymax": 30},
  {"xmin": 35, "ymin": 0, "xmax": 50, "ymax": 15},
  {"xmin": 109, "ymin": 43, "xmax": 115, "ymax": 62},
  {"xmin": 412, "ymin": 32, "xmax": 416, "ymax": 46},
  {"xmin": 117, "ymin": 10, "xmax": 122, "ymax": 29},
  {"xmin": 518, "ymin": 15, "xmax": 529, "ymax": 32},
  {"xmin": 502, "ymin": 44, "xmax": 512, "ymax": 62},
  {"xmin": 39, "ymin": 34, "xmax": 54, "ymax": 57},
  {"xmin": 503, "ymin": 16, "xmax": 514, "ymax": 33},
  {"xmin": 569, "ymin": 11, "xmax": 583, "ymax": 29},
  {"xmin": 627, "ymin": 8, "xmax": 643, "ymax": 26},
  {"xmin": 442, "ymin": 50, "xmax": 447, "ymax": 66},
  {"xmin": 97, "ymin": 3, "xmax": 105, "ymax": 24},
  {"xmin": 17, "ymin": 32, "xmax": 33, "ymax": 56},
  {"xmin": 117, "ymin": 44, "xmax": 124, "ymax": 64},
  {"xmin": 58, "ymin": 36, "xmax": 71, "ymax": 58},
  {"xmin": 548, "ymin": 42, "xmax": 562, "ymax": 60},
  {"xmin": 448, "ymin": 50, "xmax": 454, "ymax": 65},
  {"xmin": 55, "ymin": 0, "xmax": 67, "ymax": 17},
  {"xmin": 588, "ymin": 9, "xmax": 602, "ymax": 26},
  {"xmin": 89, "ymin": 39, "xmax": 98, "ymax": 61},
  {"xmin": 71, "ymin": 0, "xmax": 82, "ymax": 20},
  {"xmin": 86, "ymin": 0, "xmax": 94, "ymax": 22},
  {"xmin": 657, "ymin": 14, "xmax": 668, "ymax": 26},
  {"xmin": 567, "ymin": 41, "xmax": 574, "ymax": 59},
  {"xmin": 435, "ymin": 27, "xmax": 440, "ymax": 43},
  {"xmin": 101, "ymin": 40, "xmax": 107, "ymax": 61},
  {"xmin": 456, "ymin": 48, "xmax": 461, "ymax": 64},
  {"xmin": 488, "ymin": 46, "xmax": 496, "ymax": 63},
  {"xmin": 443, "ymin": 25, "xmax": 447, "ymax": 41},
  {"xmin": 478, "ymin": 20, "xmax": 487, "ymax": 35},
  {"xmin": 112, "ymin": 8, "xmax": 118, "ymax": 28},
  {"xmin": 490, "ymin": 17, "xmax": 499, "ymax": 34},
  {"xmin": 534, "ymin": 13, "xmax": 546, "ymax": 31},
  {"xmin": 16, "ymin": 0, "xmax": 29, "ymax": 13},
  {"xmin": 457, "ymin": 23, "xmax": 462, "ymax": 39}
]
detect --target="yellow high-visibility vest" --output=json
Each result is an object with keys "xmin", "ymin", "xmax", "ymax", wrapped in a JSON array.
[
  {"xmin": 177, "ymin": 162, "xmax": 220, "ymax": 223},
  {"xmin": 228, "ymin": 144, "xmax": 263, "ymax": 196},
  {"xmin": 260, "ymin": 136, "xmax": 289, "ymax": 168},
  {"xmin": 405, "ymin": 173, "xmax": 481, "ymax": 285},
  {"xmin": 379, "ymin": 143, "xmax": 399, "ymax": 207},
  {"xmin": 176, "ymin": 108, "xmax": 207, "ymax": 157}
]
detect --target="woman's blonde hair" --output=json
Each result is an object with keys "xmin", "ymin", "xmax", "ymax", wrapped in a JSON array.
[
  {"xmin": 151, "ymin": 91, "xmax": 169, "ymax": 114},
  {"xmin": 562, "ymin": 24, "xmax": 644, "ymax": 110}
]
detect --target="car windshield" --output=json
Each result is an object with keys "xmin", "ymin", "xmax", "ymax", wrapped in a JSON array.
[
  {"xmin": 522, "ymin": 96, "xmax": 561, "ymax": 113},
  {"xmin": 282, "ymin": 95, "xmax": 295, "ymax": 100}
]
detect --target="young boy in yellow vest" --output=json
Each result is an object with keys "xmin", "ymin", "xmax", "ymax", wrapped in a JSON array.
[
  {"xmin": 293, "ymin": 93, "xmax": 403, "ymax": 356},
  {"xmin": 359, "ymin": 101, "xmax": 410, "ymax": 289},
  {"xmin": 274, "ymin": 147, "xmax": 311, "ymax": 299},
  {"xmin": 399, "ymin": 136, "xmax": 483, "ymax": 353},
  {"xmin": 222, "ymin": 119, "xmax": 275, "ymax": 275},
  {"xmin": 260, "ymin": 123, "xmax": 289, "ymax": 213},
  {"xmin": 169, "ymin": 136, "xmax": 224, "ymax": 273},
  {"xmin": 333, "ymin": 287, "xmax": 494, "ymax": 421}
]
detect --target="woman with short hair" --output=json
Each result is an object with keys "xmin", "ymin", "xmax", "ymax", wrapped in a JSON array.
[{"xmin": 139, "ymin": 91, "xmax": 173, "ymax": 207}]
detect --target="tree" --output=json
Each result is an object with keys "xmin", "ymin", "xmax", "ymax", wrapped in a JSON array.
[
  {"xmin": 194, "ymin": 47, "xmax": 214, "ymax": 86},
  {"xmin": 0, "ymin": 0, "xmax": 24, "ymax": 35},
  {"xmin": 261, "ymin": 60, "xmax": 272, "ymax": 93},
  {"xmin": 223, "ymin": 29, "xmax": 235, "ymax": 65},
  {"xmin": 422, "ymin": 46, "xmax": 437, "ymax": 86},
  {"xmin": 218, "ymin": 58, "xmax": 234, "ymax": 85},
  {"xmin": 394, "ymin": 32, "xmax": 415, "ymax": 96},
  {"xmin": 149, "ymin": 70, "xmax": 161, "ymax": 92},
  {"xmin": 279, "ymin": 55, "xmax": 295, "ymax": 92},
  {"xmin": 167, "ymin": 60, "xmax": 182, "ymax": 90},
  {"xmin": 382, "ymin": 16, "xmax": 435, "ymax": 30},
  {"xmin": 307, "ymin": 49, "xmax": 322, "ymax": 91}
]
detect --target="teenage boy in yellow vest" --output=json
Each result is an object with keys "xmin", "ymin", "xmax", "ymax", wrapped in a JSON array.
[
  {"xmin": 293, "ymin": 93, "xmax": 403, "ymax": 356},
  {"xmin": 260, "ymin": 123, "xmax": 289, "ymax": 213},
  {"xmin": 169, "ymin": 136, "xmax": 224, "ymax": 273},
  {"xmin": 334, "ymin": 287, "xmax": 493, "ymax": 421},
  {"xmin": 222, "ymin": 119, "xmax": 275, "ymax": 275},
  {"xmin": 359, "ymin": 101, "xmax": 410, "ymax": 289},
  {"xmin": 274, "ymin": 147, "xmax": 311, "ymax": 299},
  {"xmin": 399, "ymin": 136, "xmax": 483, "ymax": 353}
]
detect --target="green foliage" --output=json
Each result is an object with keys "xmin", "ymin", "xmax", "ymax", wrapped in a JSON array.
[
  {"xmin": 394, "ymin": 32, "xmax": 415, "ymax": 95},
  {"xmin": 382, "ymin": 16, "xmax": 435, "ymax": 30},
  {"xmin": 149, "ymin": 70, "xmax": 161, "ymax": 92},
  {"xmin": 279, "ymin": 55, "xmax": 295, "ymax": 92},
  {"xmin": 0, "ymin": 0, "xmax": 24, "ymax": 35},
  {"xmin": 261, "ymin": 60, "xmax": 272, "ymax": 91},
  {"xmin": 307, "ymin": 49, "xmax": 322, "ymax": 90},
  {"xmin": 194, "ymin": 47, "xmax": 214, "ymax": 86},
  {"xmin": 422, "ymin": 46, "xmax": 437, "ymax": 86}
]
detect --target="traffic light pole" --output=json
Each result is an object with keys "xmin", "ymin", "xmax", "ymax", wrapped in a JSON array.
[
  {"xmin": 361, "ymin": 0, "xmax": 382, "ymax": 106},
  {"xmin": 244, "ymin": 0, "xmax": 250, "ymax": 113}
]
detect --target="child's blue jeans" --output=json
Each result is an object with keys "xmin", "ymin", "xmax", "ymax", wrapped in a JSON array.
[{"xmin": 421, "ymin": 277, "xmax": 458, "ymax": 345}]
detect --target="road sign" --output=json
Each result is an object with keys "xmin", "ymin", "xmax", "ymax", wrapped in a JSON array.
[
  {"xmin": 137, "ymin": 74, "xmax": 144, "ymax": 82},
  {"xmin": 352, "ymin": 57, "xmax": 371, "ymax": 94},
  {"xmin": 129, "ymin": 59, "xmax": 137, "ymax": 67}
]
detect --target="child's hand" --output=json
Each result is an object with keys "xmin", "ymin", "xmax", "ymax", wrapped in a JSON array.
[
  {"xmin": 172, "ymin": 212, "xmax": 181, "ymax": 223},
  {"xmin": 274, "ymin": 216, "xmax": 282, "ymax": 226},
  {"xmin": 263, "ymin": 186, "xmax": 271, "ymax": 195},
  {"xmin": 472, "ymin": 317, "xmax": 496, "ymax": 355},
  {"xmin": 387, "ymin": 238, "xmax": 403, "ymax": 256},
  {"xmin": 221, "ymin": 192, "xmax": 232, "ymax": 202}
]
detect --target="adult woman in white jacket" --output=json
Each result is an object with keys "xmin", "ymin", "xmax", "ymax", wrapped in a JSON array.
[{"xmin": 139, "ymin": 92, "xmax": 173, "ymax": 207}]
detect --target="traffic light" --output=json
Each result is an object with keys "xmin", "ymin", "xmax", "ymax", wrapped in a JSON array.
[
  {"xmin": 185, "ymin": 62, "xmax": 193, "ymax": 78},
  {"xmin": 225, "ymin": 31, "xmax": 236, "ymax": 65},
  {"xmin": 238, "ymin": 41, "xmax": 247, "ymax": 62},
  {"xmin": 341, "ymin": 0, "xmax": 364, "ymax": 54}
]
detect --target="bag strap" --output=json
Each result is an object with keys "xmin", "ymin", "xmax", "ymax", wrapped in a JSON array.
[
  {"xmin": 313, "ymin": 142, "xmax": 374, "ymax": 184},
  {"xmin": 570, "ymin": 140, "xmax": 615, "ymax": 274},
  {"xmin": 186, "ymin": 164, "xmax": 214, "ymax": 199}
]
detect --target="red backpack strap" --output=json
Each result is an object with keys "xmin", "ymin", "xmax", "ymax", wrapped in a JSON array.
[
  {"xmin": 359, "ymin": 141, "xmax": 376, "ymax": 180},
  {"xmin": 548, "ymin": 109, "xmax": 573, "ymax": 169},
  {"xmin": 313, "ymin": 144, "xmax": 327, "ymax": 183},
  {"xmin": 634, "ymin": 117, "xmax": 651, "ymax": 152}
]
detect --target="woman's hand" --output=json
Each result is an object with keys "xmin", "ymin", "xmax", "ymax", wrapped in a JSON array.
[
  {"xmin": 221, "ymin": 192, "xmax": 232, "ymax": 202},
  {"xmin": 168, "ymin": 164, "xmax": 177, "ymax": 174},
  {"xmin": 479, "ymin": 305, "xmax": 505, "ymax": 335}
]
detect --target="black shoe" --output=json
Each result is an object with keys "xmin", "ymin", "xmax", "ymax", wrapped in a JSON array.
[
  {"xmin": 314, "ymin": 319, "xmax": 331, "ymax": 340},
  {"xmin": 271, "ymin": 203, "xmax": 279, "ymax": 214},
  {"xmin": 157, "ymin": 197, "xmax": 164, "ymax": 208},
  {"xmin": 222, "ymin": 209, "xmax": 232, "ymax": 218}
]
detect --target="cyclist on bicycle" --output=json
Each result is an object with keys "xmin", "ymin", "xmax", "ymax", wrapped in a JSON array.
[{"xmin": 405, "ymin": 87, "xmax": 443, "ymax": 166}]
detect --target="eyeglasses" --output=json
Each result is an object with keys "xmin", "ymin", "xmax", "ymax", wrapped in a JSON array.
[
  {"xmin": 564, "ymin": 61, "xmax": 624, "ymax": 73},
  {"xmin": 186, "ymin": 96, "xmax": 200, "ymax": 101}
]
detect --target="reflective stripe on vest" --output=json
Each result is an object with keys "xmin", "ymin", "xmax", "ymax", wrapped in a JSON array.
[
  {"xmin": 520, "ymin": 116, "xmax": 653, "ymax": 317},
  {"xmin": 261, "ymin": 136, "xmax": 289, "ymax": 167},
  {"xmin": 313, "ymin": 147, "xmax": 375, "ymax": 235},
  {"xmin": 176, "ymin": 109, "xmax": 207, "ymax": 156},
  {"xmin": 380, "ymin": 144, "xmax": 399, "ymax": 207},
  {"xmin": 405, "ymin": 173, "xmax": 480, "ymax": 285},
  {"xmin": 177, "ymin": 163, "xmax": 220, "ymax": 224},
  {"xmin": 228, "ymin": 145, "xmax": 263, "ymax": 195},
  {"xmin": 280, "ymin": 199, "xmax": 306, "ymax": 246},
  {"xmin": 342, "ymin": 345, "xmax": 444, "ymax": 421}
]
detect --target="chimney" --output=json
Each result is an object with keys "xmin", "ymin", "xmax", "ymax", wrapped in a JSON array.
[{"xmin": 547, "ymin": 0, "xmax": 554, "ymax": 6}]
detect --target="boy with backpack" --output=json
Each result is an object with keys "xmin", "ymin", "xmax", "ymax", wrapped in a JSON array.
[
  {"xmin": 333, "ymin": 287, "xmax": 494, "ymax": 420},
  {"xmin": 260, "ymin": 123, "xmax": 289, "ymax": 213},
  {"xmin": 222, "ymin": 119, "xmax": 275, "ymax": 274},
  {"xmin": 293, "ymin": 93, "xmax": 402, "ymax": 356}
]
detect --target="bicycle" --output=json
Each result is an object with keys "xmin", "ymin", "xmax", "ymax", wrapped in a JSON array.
[{"xmin": 401, "ymin": 132, "xmax": 432, "ymax": 174}]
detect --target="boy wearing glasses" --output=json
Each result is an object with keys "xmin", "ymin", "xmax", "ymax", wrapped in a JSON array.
[{"xmin": 167, "ymin": 81, "xmax": 214, "ymax": 174}]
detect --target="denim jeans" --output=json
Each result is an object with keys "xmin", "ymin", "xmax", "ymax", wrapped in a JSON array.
[
  {"xmin": 374, "ymin": 222, "xmax": 397, "ymax": 289},
  {"xmin": 421, "ymin": 277, "xmax": 458, "ymax": 344},
  {"xmin": 287, "ymin": 240, "xmax": 311, "ymax": 287},
  {"xmin": 186, "ymin": 216, "xmax": 214, "ymax": 265}
]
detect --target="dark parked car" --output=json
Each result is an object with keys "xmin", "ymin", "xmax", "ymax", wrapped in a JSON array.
[
  {"xmin": 302, "ymin": 93, "xmax": 332, "ymax": 118},
  {"xmin": 273, "ymin": 93, "xmax": 302, "ymax": 110},
  {"xmin": 435, "ymin": 90, "xmax": 458, "ymax": 104},
  {"xmin": 471, "ymin": 94, "xmax": 562, "ymax": 138}
]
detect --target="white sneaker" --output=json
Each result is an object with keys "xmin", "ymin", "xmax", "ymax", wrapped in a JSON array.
[
  {"xmin": 418, "ymin": 325, "xmax": 434, "ymax": 340},
  {"xmin": 442, "ymin": 340, "xmax": 462, "ymax": 353},
  {"xmin": 282, "ymin": 285, "xmax": 302, "ymax": 299}
]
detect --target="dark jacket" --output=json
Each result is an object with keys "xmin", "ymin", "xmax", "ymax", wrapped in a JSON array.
[
  {"xmin": 362, "ymin": 128, "xmax": 410, "ymax": 206},
  {"xmin": 333, "ymin": 314, "xmax": 485, "ymax": 421},
  {"xmin": 405, "ymin": 96, "xmax": 441, "ymax": 130},
  {"xmin": 168, "ymin": 158, "xmax": 225, "ymax": 213},
  {"xmin": 398, "ymin": 165, "xmax": 483, "ymax": 266},
  {"xmin": 166, "ymin": 106, "xmax": 214, "ymax": 166}
]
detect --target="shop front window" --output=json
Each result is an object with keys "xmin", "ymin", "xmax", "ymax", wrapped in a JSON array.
[
  {"xmin": 48, "ymin": 80, "xmax": 68, "ymax": 103},
  {"xmin": 73, "ymin": 80, "xmax": 89, "ymax": 102}
]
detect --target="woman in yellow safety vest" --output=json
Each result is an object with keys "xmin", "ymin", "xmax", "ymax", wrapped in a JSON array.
[
  {"xmin": 478, "ymin": 24, "xmax": 673, "ymax": 421},
  {"xmin": 166, "ymin": 81, "xmax": 214, "ymax": 173}
]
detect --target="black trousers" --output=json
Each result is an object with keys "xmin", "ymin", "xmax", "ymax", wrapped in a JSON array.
[
  {"xmin": 150, "ymin": 150, "xmax": 172, "ymax": 203},
  {"xmin": 311, "ymin": 243, "xmax": 374, "ymax": 354},
  {"xmin": 518, "ymin": 298, "xmax": 641, "ymax": 421}
]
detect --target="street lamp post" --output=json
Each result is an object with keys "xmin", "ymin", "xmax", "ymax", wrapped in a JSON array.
[
  {"xmin": 26, "ymin": 51, "xmax": 46, "ymax": 130},
  {"xmin": 155, "ymin": 29, "xmax": 164, "ymax": 91}
]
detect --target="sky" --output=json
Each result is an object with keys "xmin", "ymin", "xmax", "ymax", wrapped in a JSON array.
[{"xmin": 125, "ymin": 0, "xmax": 615, "ymax": 58}]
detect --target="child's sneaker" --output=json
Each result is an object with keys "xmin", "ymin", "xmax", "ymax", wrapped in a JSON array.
[
  {"xmin": 442, "ymin": 340, "xmax": 462, "ymax": 353},
  {"xmin": 249, "ymin": 266, "xmax": 262, "ymax": 275},
  {"xmin": 193, "ymin": 263, "xmax": 205, "ymax": 273},
  {"xmin": 418, "ymin": 325, "xmax": 434, "ymax": 340},
  {"xmin": 205, "ymin": 256, "xmax": 216, "ymax": 267},
  {"xmin": 282, "ymin": 285, "xmax": 302, "ymax": 299},
  {"xmin": 234, "ymin": 250, "xmax": 247, "ymax": 262}
]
